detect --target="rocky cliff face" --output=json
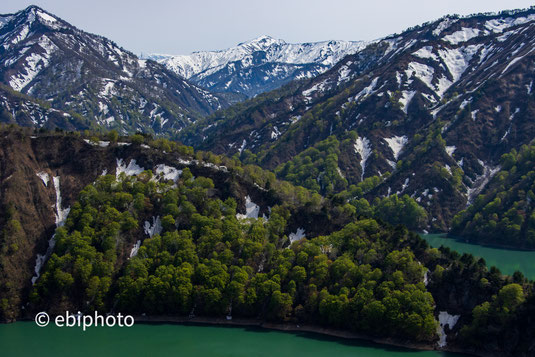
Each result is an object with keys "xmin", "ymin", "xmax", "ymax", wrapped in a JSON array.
[
  {"xmin": 0, "ymin": 127, "xmax": 320, "ymax": 321},
  {"xmin": 0, "ymin": 130, "xmax": 108, "ymax": 320}
]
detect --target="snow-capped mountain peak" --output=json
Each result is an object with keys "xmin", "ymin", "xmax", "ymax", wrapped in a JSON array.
[
  {"xmin": 26, "ymin": 5, "xmax": 60, "ymax": 24},
  {"xmin": 236, "ymin": 35, "xmax": 286, "ymax": 51},
  {"xmin": 4, "ymin": 5, "xmax": 63, "ymax": 31},
  {"xmin": 181, "ymin": 7, "xmax": 535, "ymax": 232},
  {"xmin": 148, "ymin": 36, "xmax": 369, "ymax": 97},
  {"xmin": 0, "ymin": 6, "xmax": 227, "ymax": 134}
]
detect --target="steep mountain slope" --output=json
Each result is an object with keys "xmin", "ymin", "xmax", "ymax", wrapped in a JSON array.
[
  {"xmin": 451, "ymin": 143, "xmax": 535, "ymax": 249},
  {"xmin": 0, "ymin": 6, "xmax": 227, "ymax": 135},
  {"xmin": 0, "ymin": 84, "xmax": 93, "ymax": 130},
  {"xmin": 180, "ymin": 8, "xmax": 535, "ymax": 234},
  {"xmin": 0, "ymin": 126, "xmax": 533, "ymax": 356},
  {"xmin": 0, "ymin": 125, "xmax": 352, "ymax": 324},
  {"xmin": 150, "ymin": 35, "xmax": 368, "ymax": 99}
]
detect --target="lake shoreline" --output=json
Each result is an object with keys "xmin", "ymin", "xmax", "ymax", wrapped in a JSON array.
[
  {"xmin": 4, "ymin": 315, "xmax": 483, "ymax": 356},
  {"xmin": 420, "ymin": 233, "xmax": 535, "ymax": 279},
  {"xmin": 133, "ymin": 315, "xmax": 477, "ymax": 356},
  {"xmin": 419, "ymin": 232, "xmax": 535, "ymax": 252}
]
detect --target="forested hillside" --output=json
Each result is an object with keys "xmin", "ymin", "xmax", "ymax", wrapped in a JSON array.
[
  {"xmin": 452, "ymin": 144, "xmax": 535, "ymax": 249},
  {"xmin": 179, "ymin": 9, "xmax": 535, "ymax": 237},
  {"xmin": 0, "ymin": 126, "xmax": 532, "ymax": 355}
]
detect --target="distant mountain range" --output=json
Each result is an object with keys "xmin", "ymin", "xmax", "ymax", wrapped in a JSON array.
[
  {"xmin": 179, "ymin": 8, "xmax": 535, "ymax": 237},
  {"xmin": 148, "ymin": 36, "xmax": 368, "ymax": 99},
  {"xmin": 0, "ymin": 6, "xmax": 227, "ymax": 135}
]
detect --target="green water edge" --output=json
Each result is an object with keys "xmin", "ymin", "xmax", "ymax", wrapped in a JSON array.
[
  {"xmin": 0, "ymin": 321, "xmax": 467, "ymax": 357},
  {"xmin": 1, "ymin": 234, "xmax": 527, "ymax": 357},
  {"xmin": 420, "ymin": 233, "xmax": 535, "ymax": 279}
]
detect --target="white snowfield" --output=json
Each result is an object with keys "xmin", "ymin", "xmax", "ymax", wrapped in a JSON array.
[
  {"xmin": 406, "ymin": 62, "xmax": 434, "ymax": 90},
  {"xmin": 149, "ymin": 35, "xmax": 369, "ymax": 80},
  {"xmin": 443, "ymin": 28, "xmax": 481, "ymax": 45},
  {"xmin": 413, "ymin": 46, "xmax": 438, "ymax": 61}
]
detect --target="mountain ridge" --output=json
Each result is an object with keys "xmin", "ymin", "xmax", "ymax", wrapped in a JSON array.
[
  {"xmin": 148, "ymin": 35, "xmax": 369, "ymax": 98},
  {"xmin": 0, "ymin": 5, "xmax": 227, "ymax": 135},
  {"xmin": 178, "ymin": 7, "xmax": 535, "ymax": 239}
]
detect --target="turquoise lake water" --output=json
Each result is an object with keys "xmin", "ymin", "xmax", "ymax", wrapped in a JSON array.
[
  {"xmin": 0, "ymin": 321, "xmax": 467, "ymax": 357},
  {"xmin": 421, "ymin": 233, "xmax": 535, "ymax": 279}
]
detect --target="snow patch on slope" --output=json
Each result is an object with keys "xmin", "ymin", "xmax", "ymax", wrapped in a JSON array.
[
  {"xmin": 31, "ymin": 175, "xmax": 70, "ymax": 285},
  {"xmin": 466, "ymin": 161, "xmax": 501, "ymax": 204},
  {"xmin": 384, "ymin": 136, "xmax": 408, "ymax": 160},
  {"xmin": 413, "ymin": 46, "xmax": 438, "ymax": 60},
  {"xmin": 53, "ymin": 176, "xmax": 70, "ymax": 227},
  {"xmin": 354, "ymin": 137, "xmax": 372, "ymax": 181},
  {"xmin": 144, "ymin": 216, "xmax": 162, "ymax": 238},
  {"xmin": 485, "ymin": 14, "xmax": 535, "ymax": 34},
  {"xmin": 36, "ymin": 171, "xmax": 49, "ymax": 186},
  {"xmin": 353, "ymin": 77, "xmax": 379, "ymax": 103},
  {"xmin": 155, "ymin": 164, "xmax": 182, "ymax": 182},
  {"xmin": 433, "ymin": 18, "xmax": 458, "ymax": 36},
  {"xmin": 406, "ymin": 62, "xmax": 434, "ymax": 90},
  {"xmin": 437, "ymin": 311, "xmax": 460, "ymax": 348},
  {"xmin": 438, "ymin": 45, "xmax": 480, "ymax": 84},
  {"xmin": 129, "ymin": 240, "xmax": 141, "ymax": 258},
  {"xmin": 443, "ymin": 28, "xmax": 481, "ymax": 45},
  {"xmin": 399, "ymin": 91, "xmax": 416, "ymax": 114},
  {"xmin": 236, "ymin": 196, "xmax": 260, "ymax": 220},
  {"xmin": 116, "ymin": 159, "xmax": 144, "ymax": 178},
  {"xmin": 289, "ymin": 228, "xmax": 306, "ymax": 243}
]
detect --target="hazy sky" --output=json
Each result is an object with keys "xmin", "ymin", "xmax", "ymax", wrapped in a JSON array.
[{"xmin": 2, "ymin": 1, "xmax": 535, "ymax": 55}]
